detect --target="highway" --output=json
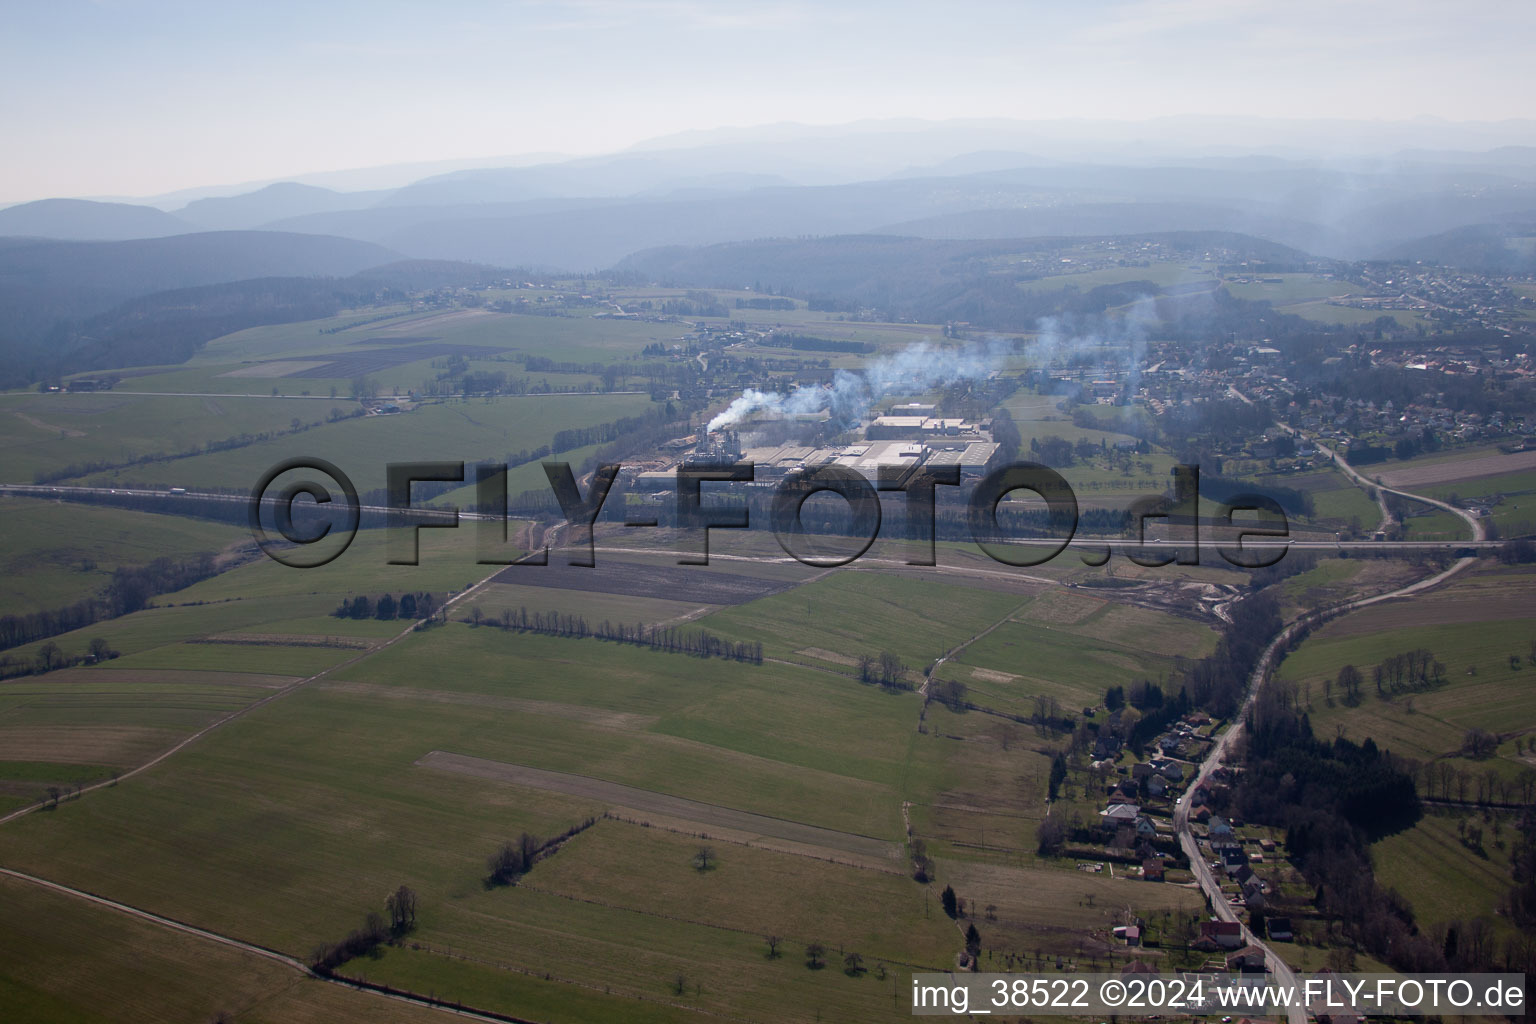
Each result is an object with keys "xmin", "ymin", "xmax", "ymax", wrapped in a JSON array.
[
  {"xmin": 0, "ymin": 482, "xmax": 1501, "ymax": 556},
  {"xmin": 0, "ymin": 482, "xmax": 502, "ymax": 523}
]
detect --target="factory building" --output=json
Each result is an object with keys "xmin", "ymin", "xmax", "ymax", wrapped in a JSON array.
[
  {"xmin": 739, "ymin": 439, "xmax": 1001, "ymax": 484},
  {"xmin": 924, "ymin": 441, "xmax": 1005, "ymax": 478},
  {"xmin": 865, "ymin": 415, "xmax": 988, "ymax": 440}
]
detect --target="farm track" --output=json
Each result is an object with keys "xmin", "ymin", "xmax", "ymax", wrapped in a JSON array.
[{"xmin": 416, "ymin": 750, "xmax": 901, "ymax": 861}]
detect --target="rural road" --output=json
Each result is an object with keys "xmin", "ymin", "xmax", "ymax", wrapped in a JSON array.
[
  {"xmin": 1250, "ymin": 387, "xmax": 1486, "ymax": 544},
  {"xmin": 1172, "ymin": 451, "xmax": 1484, "ymax": 1024},
  {"xmin": 1314, "ymin": 436, "xmax": 1488, "ymax": 543}
]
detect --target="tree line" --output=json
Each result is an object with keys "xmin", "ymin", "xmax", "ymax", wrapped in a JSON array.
[
  {"xmin": 485, "ymin": 817, "xmax": 600, "ymax": 887},
  {"xmin": 0, "ymin": 553, "xmax": 218, "ymax": 654},
  {"xmin": 775, "ymin": 334, "xmax": 874, "ymax": 354},
  {"xmin": 331, "ymin": 592, "xmax": 437, "ymax": 621},
  {"xmin": 0, "ymin": 635, "xmax": 120, "ymax": 682},
  {"xmin": 1171, "ymin": 590, "xmax": 1283, "ymax": 719},
  {"xmin": 857, "ymin": 650, "xmax": 912, "ymax": 690},
  {"xmin": 480, "ymin": 606, "xmax": 763, "ymax": 664},
  {"xmin": 736, "ymin": 297, "xmax": 795, "ymax": 311},
  {"xmin": 310, "ymin": 885, "xmax": 418, "ymax": 975}
]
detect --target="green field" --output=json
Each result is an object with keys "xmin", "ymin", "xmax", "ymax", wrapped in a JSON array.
[
  {"xmin": 81, "ymin": 392, "xmax": 656, "ymax": 490},
  {"xmin": 1280, "ymin": 300, "xmax": 1422, "ymax": 328},
  {"xmin": 0, "ymin": 527, "xmax": 1210, "ymax": 1022},
  {"xmin": 1277, "ymin": 466, "xmax": 1383, "ymax": 531},
  {"xmin": 1424, "ymin": 468, "xmax": 1536, "ymax": 537},
  {"xmin": 1373, "ymin": 810, "xmax": 1519, "ymax": 942},
  {"xmin": 1014, "ymin": 263, "xmax": 1215, "ymax": 295},
  {"xmin": 1276, "ymin": 567, "xmax": 1536, "ymax": 773},
  {"xmin": 0, "ymin": 873, "xmax": 449, "ymax": 1024},
  {"xmin": 1221, "ymin": 273, "xmax": 1353, "ymax": 304},
  {"xmin": 0, "ymin": 497, "xmax": 244, "ymax": 616},
  {"xmin": 1000, "ymin": 390, "xmax": 1143, "ymax": 449},
  {"xmin": 0, "ymin": 390, "xmax": 357, "ymax": 482},
  {"xmin": 1400, "ymin": 506, "xmax": 1470, "ymax": 540},
  {"xmin": 1273, "ymin": 556, "xmax": 1422, "ymax": 618},
  {"xmin": 0, "ymin": 635, "xmax": 939, "ymax": 1022},
  {"xmin": 694, "ymin": 570, "xmax": 1025, "ymax": 667},
  {"xmin": 142, "ymin": 305, "xmax": 687, "ymax": 393},
  {"xmin": 0, "ymin": 667, "xmax": 294, "ymax": 793},
  {"xmin": 0, "ymin": 521, "xmax": 509, "ymax": 680},
  {"xmin": 948, "ymin": 590, "xmax": 1218, "ymax": 713}
]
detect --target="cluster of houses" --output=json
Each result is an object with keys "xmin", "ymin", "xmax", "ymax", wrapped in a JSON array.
[
  {"xmin": 1097, "ymin": 801, "xmax": 1174, "ymax": 882},
  {"xmin": 1188, "ymin": 780, "xmax": 1278, "ymax": 912},
  {"xmin": 1089, "ymin": 714, "xmax": 1221, "ymax": 881},
  {"xmin": 1117, "ymin": 913, "xmax": 1296, "ymax": 977}
]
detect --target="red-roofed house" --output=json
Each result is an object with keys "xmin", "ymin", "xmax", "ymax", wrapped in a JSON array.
[{"xmin": 1200, "ymin": 920, "xmax": 1243, "ymax": 949}]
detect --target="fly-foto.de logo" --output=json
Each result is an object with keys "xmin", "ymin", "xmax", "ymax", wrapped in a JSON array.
[{"xmin": 248, "ymin": 458, "xmax": 1290, "ymax": 571}]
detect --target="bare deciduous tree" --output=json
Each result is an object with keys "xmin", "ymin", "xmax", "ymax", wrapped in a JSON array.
[
  {"xmin": 805, "ymin": 941, "xmax": 826, "ymax": 969},
  {"xmin": 385, "ymin": 885, "xmax": 417, "ymax": 933}
]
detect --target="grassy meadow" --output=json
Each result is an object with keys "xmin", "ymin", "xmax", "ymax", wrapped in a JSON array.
[{"xmin": 1275, "ymin": 566, "xmax": 1536, "ymax": 768}]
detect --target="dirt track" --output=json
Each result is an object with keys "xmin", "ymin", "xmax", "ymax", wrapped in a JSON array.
[{"xmin": 416, "ymin": 750, "xmax": 899, "ymax": 860}]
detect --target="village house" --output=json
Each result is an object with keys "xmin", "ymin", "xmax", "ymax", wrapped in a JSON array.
[
  {"xmin": 1100, "ymin": 802, "xmax": 1140, "ymax": 832},
  {"xmin": 1226, "ymin": 944, "xmax": 1269, "ymax": 974},
  {"xmin": 1199, "ymin": 920, "xmax": 1244, "ymax": 950}
]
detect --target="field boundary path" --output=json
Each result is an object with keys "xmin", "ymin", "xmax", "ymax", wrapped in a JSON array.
[{"xmin": 417, "ymin": 750, "xmax": 901, "ymax": 860}]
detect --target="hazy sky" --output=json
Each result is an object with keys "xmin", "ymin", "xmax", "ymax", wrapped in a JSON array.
[{"xmin": 3, "ymin": 0, "xmax": 1534, "ymax": 203}]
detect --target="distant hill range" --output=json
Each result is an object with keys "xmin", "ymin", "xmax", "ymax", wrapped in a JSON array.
[
  {"xmin": 617, "ymin": 230, "xmax": 1310, "ymax": 329},
  {"xmin": 2, "ymin": 119, "xmax": 1534, "ymax": 270},
  {"xmin": 3, "ymin": 117, "xmax": 1536, "ymax": 384},
  {"xmin": 174, "ymin": 182, "xmax": 390, "ymax": 231},
  {"xmin": 0, "ymin": 198, "xmax": 192, "ymax": 240},
  {"xmin": 0, "ymin": 230, "xmax": 400, "ymax": 334},
  {"xmin": 0, "ymin": 231, "xmax": 405, "ymax": 386},
  {"xmin": 1379, "ymin": 216, "xmax": 1536, "ymax": 274}
]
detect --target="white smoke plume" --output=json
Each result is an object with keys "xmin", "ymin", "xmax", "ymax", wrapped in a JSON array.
[
  {"xmin": 1028, "ymin": 293, "xmax": 1157, "ymax": 391},
  {"xmin": 706, "ymin": 337, "xmax": 1015, "ymax": 432},
  {"xmin": 707, "ymin": 296, "xmax": 1164, "ymax": 434}
]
